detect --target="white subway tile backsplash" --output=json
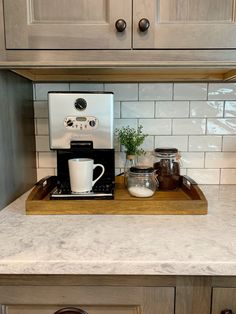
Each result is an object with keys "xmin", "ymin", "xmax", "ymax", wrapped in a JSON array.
[
  {"xmin": 155, "ymin": 136, "xmax": 188, "ymax": 151},
  {"xmin": 190, "ymin": 101, "xmax": 223, "ymax": 117},
  {"xmin": 114, "ymin": 101, "xmax": 121, "ymax": 118},
  {"xmin": 208, "ymin": 83, "xmax": 236, "ymax": 100},
  {"xmin": 207, "ymin": 118, "xmax": 236, "ymax": 135},
  {"xmin": 181, "ymin": 152, "xmax": 205, "ymax": 168},
  {"xmin": 139, "ymin": 119, "xmax": 171, "ymax": 135},
  {"xmin": 35, "ymin": 136, "xmax": 50, "ymax": 152},
  {"xmin": 121, "ymin": 101, "xmax": 154, "ymax": 118},
  {"xmin": 33, "ymin": 82, "xmax": 236, "ymax": 184},
  {"xmin": 38, "ymin": 152, "xmax": 57, "ymax": 168},
  {"xmin": 205, "ymin": 152, "xmax": 236, "ymax": 168},
  {"xmin": 139, "ymin": 83, "xmax": 172, "ymax": 100},
  {"xmin": 222, "ymin": 136, "xmax": 236, "ymax": 151},
  {"xmin": 35, "ymin": 118, "xmax": 49, "ymax": 135},
  {"xmin": 173, "ymin": 118, "xmax": 206, "ymax": 135},
  {"xmin": 104, "ymin": 83, "xmax": 138, "ymax": 101},
  {"xmin": 221, "ymin": 169, "xmax": 236, "ymax": 184},
  {"xmin": 34, "ymin": 101, "xmax": 48, "ymax": 118},
  {"xmin": 69, "ymin": 83, "xmax": 104, "ymax": 92},
  {"xmin": 114, "ymin": 118, "xmax": 137, "ymax": 130},
  {"xmin": 115, "ymin": 151, "xmax": 126, "ymax": 168},
  {"xmin": 224, "ymin": 101, "xmax": 236, "ymax": 117},
  {"xmin": 155, "ymin": 101, "xmax": 189, "ymax": 118},
  {"xmin": 35, "ymin": 83, "xmax": 69, "ymax": 101},
  {"xmin": 174, "ymin": 83, "xmax": 207, "ymax": 100},
  {"xmin": 187, "ymin": 169, "xmax": 220, "ymax": 184},
  {"xmin": 37, "ymin": 168, "xmax": 56, "ymax": 181},
  {"xmin": 189, "ymin": 136, "xmax": 222, "ymax": 152},
  {"xmin": 140, "ymin": 136, "xmax": 155, "ymax": 151}
]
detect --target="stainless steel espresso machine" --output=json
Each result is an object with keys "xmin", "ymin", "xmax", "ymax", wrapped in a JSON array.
[{"xmin": 48, "ymin": 91, "xmax": 115, "ymax": 200}]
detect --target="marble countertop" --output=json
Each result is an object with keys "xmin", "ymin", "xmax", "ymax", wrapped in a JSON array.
[{"xmin": 0, "ymin": 185, "xmax": 236, "ymax": 276}]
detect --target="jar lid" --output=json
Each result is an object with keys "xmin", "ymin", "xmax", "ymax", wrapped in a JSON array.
[
  {"xmin": 154, "ymin": 147, "xmax": 178, "ymax": 154},
  {"xmin": 130, "ymin": 166, "xmax": 154, "ymax": 173}
]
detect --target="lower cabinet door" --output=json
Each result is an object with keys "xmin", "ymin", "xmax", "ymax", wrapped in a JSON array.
[
  {"xmin": 212, "ymin": 288, "xmax": 236, "ymax": 314},
  {"xmin": 0, "ymin": 285, "xmax": 175, "ymax": 314}
]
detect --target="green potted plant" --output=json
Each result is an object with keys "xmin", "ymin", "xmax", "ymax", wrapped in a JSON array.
[
  {"xmin": 115, "ymin": 125, "xmax": 148, "ymax": 156},
  {"xmin": 115, "ymin": 125, "xmax": 148, "ymax": 183}
]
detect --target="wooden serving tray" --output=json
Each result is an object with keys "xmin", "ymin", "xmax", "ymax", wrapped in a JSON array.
[{"xmin": 26, "ymin": 175, "xmax": 207, "ymax": 215}]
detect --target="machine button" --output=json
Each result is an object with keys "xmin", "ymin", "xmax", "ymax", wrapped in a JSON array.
[
  {"xmin": 89, "ymin": 120, "xmax": 96, "ymax": 127},
  {"xmin": 66, "ymin": 119, "xmax": 73, "ymax": 127}
]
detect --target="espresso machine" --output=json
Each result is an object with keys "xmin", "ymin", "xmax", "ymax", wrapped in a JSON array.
[{"xmin": 48, "ymin": 91, "xmax": 115, "ymax": 200}]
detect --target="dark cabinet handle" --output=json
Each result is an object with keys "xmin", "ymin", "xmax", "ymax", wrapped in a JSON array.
[
  {"xmin": 221, "ymin": 310, "xmax": 234, "ymax": 314},
  {"xmin": 138, "ymin": 18, "xmax": 150, "ymax": 32},
  {"xmin": 54, "ymin": 307, "xmax": 88, "ymax": 314},
  {"xmin": 115, "ymin": 19, "xmax": 127, "ymax": 32}
]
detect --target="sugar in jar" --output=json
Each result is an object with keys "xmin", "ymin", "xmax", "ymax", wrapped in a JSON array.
[
  {"xmin": 127, "ymin": 166, "xmax": 157, "ymax": 198},
  {"xmin": 153, "ymin": 147, "xmax": 181, "ymax": 190}
]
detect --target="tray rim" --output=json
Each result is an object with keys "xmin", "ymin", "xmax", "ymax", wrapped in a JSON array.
[{"xmin": 26, "ymin": 175, "xmax": 208, "ymax": 215}]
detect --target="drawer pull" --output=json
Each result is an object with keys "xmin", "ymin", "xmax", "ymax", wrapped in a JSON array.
[
  {"xmin": 54, "ymin": 307, "xmax": 88, "ymax": 314},
  {"xmin": 221, "ymin": 310, "xmax": 233, "ymax": 314}
]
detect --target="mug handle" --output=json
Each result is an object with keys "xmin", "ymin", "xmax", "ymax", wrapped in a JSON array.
[{"xmin": 92, "ymin": 164, "xmax": 105, "ymax": 186}]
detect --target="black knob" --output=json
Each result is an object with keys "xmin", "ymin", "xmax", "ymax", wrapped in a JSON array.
[
  {"xmin": 221, "ymin": 310, "xmax": 233, "ymax": 314},
  {"xmin": 138, "ymin": 18, "xmax": 150, "ymax": 32},
  {"xmin": 115, "ymin": 19, "xmax": 127, "ymax": 32},
  {"xmin": 89, "ymin": 120, "xmax": 96, "ymax": 127},
  {"xmin": 66, "ymin": 119, "xmax": 73, "ymax": 127},
  {"xmin": 54, "ymin": 307, "xmax": 88, "ymax": 314},
  {"xmin": 74, "ymin": 98, "xmax": 87, "ymax": 111}
]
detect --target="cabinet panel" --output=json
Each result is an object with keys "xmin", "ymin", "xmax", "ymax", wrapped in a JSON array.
[
  {"xmin": 0, "ymin": 286, "xmax": 175, "ymax": 314},
  {"xmin": 3, "ymin": 0, "xmax": 132, "ymax": 49},
  {"xmin": 133, "ymin": 0, "xmax": 236, "ymax": 48},
  {"xmin": 212, "ymin": 288, "xmax": 236, "ymax": 314},
  {"xmin": 3, "ymin": 305, "xmax": 139, "ymax": 314}
]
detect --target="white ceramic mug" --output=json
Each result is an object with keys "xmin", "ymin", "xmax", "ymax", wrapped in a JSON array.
[{"xmin": 68, "ymin": 158, "xmax": 105, "ymax": 193}]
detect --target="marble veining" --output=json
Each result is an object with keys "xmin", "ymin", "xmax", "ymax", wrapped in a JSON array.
[{"xmin": 0, "ymin": 186, "xmax": 236, "ymax": 275}]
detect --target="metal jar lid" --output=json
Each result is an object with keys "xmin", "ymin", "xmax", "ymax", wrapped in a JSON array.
[
  {"xmin": 154, "ymin": 147, "xmax": 178, "ymax": 154},
  {"xmin": 130, "ymin": 166, "xmax": 154, "ymax": 173}
]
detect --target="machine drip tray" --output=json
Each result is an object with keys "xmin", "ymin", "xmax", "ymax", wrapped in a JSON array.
[
  {"xmin": 50, "ymin": 179, "xmax": 114, "ymax": 200},
  {"xmin": 51, "ymin": 188, "xmax": 113, "ymax": 200}
]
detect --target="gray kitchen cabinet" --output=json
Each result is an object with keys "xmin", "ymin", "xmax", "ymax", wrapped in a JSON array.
[
  {"xmin": 0, "ymin": 281, "xmax": 175, "ymax": 314},
  {"xmin": 133, "ymin": 0, "xmax": 236, "ymax": 49},
  {"xmin": 212, "ymin": 288, "xmax": 236, "ymax": 314},
  {"xmin": 3, "ymin": 0, "xmax": 236, "ymax": 50},
  {"xmin": 0, "ymin": 276, "xmax": 236, "ymax": 314},
  {"xmin": 3, "ymin": 0, "xmax": 132, "ymax": 49}
]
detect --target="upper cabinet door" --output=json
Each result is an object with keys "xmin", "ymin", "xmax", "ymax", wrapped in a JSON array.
[
  {"xmin": 3, "ymin": 0, "xmax": 132, "ymax": 49},
  {"xmin": 133, "ymin": 0, "xmax": 236, "ymax": 48}
]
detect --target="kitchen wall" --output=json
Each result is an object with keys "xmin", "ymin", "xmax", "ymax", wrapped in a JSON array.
[
  {"xmin": 0, "ymin": 70, "xmax": 36, "ymax": 209},
  {"xmin": 34, "ymin": 82, "xmax": 236, "ymax": 185}
]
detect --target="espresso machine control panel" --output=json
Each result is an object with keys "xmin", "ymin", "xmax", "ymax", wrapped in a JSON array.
[
  {"xmin": 48, "ymin": 92, "xmax": 114, "ymax": 149},
  {"xmin": 64, "ymin": 116, "xmax": 98, "ymax": 130}
]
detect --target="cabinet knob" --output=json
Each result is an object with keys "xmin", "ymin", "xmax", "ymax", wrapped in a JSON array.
[
  {"xmin": 138, "ymin": 18, "xmax": 150, "ymax": 32},
  {"xmin": 54, "ymin": 307, "xmax": 88, "ymax": 314},
  {"xmin": 221, "ymin": 310, "xmax": 234, "ymax": 314},
  {"xmin": 115, "ymin": 19, "xmax": 127, "ymax": 32}
]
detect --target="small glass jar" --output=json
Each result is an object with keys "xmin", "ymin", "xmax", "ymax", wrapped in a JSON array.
[
  {"xmin": 153, "ymin": 147, "xmax": 181, "ymax": 190},
  {"xmin": 124, "ymin": 154, "xmax": 137, "ymax": 187},
  {"xmin": 127, "ymin": 166, "xmax": 157, "ymax": 198}
]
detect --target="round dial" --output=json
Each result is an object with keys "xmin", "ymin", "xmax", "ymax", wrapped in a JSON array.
[
  {"xmin": 66, "ymin": 119, "xmax": 73, "ymax": 127},
  {"xmin": 74, "ymin": 98, "xmax": 87, "ymax": 111},
  {"xmin": 89, "ymin": 120, "xmax": 96, "ymax": 127}
]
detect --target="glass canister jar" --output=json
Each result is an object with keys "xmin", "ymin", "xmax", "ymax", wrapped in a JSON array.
[
  {"xmin": 127, "ymin": 166, "xmax": 157, "ymax": 198},
  {"xmin": 153, "ymin": 147, "xmax": 181, "ymax": 190}
]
